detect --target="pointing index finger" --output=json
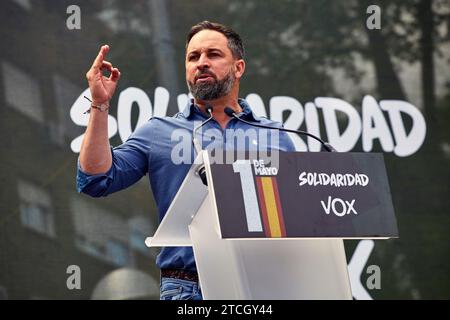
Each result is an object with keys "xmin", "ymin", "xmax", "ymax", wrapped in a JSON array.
[{"xmin": 91, "ymin": 45, "xmax": 109, "ymax": 70}]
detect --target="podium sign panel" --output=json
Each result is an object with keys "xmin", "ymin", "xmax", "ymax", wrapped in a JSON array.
[
  {"xmin": 147, "ymin": 151, "xmax": 398, "ymax": 299},
  {"xmin": 210, "ymin": 152, "xmax": 398, "ymax": 239}
]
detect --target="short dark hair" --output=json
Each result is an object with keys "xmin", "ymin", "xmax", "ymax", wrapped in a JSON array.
[{"xmin": 186, "ymin": 21, "xmax": 245, "ymax": 60}]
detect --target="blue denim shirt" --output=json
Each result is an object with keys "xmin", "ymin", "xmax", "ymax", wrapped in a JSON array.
[{"xmin": 76, "ymin": 98, "xmax": 295, "ymax": 272}]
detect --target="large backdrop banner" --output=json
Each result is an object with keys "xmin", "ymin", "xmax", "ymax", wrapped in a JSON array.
[{"xmin": 0, "ymin": 0, "xmax": 449, "ymax": 299}]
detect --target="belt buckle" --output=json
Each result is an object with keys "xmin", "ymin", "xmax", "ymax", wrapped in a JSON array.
[{"xmin": 163, "ymin": 269, "xmax": 198, "ymax": 282}]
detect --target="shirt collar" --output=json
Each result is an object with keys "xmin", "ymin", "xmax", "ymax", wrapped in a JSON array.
[{"xmin": 181, "ymin": 98, "xmax": 262, "ymax": 122}]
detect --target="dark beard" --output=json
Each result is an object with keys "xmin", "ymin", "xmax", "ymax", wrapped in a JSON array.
[{"xmin": 187, "ymin": 70, "xmax": 235, "ymax": 101}]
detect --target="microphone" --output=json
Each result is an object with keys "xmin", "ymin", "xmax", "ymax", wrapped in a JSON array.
[
  {"xmin": 192, "ymin": 105, "xmax": 214, "ymax": 186},
  {"xmin": 224, "ymin": 107, "xmax": 336, "ymax": 152}
]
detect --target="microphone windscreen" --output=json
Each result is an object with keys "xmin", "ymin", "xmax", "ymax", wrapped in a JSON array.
[{"xmin": 224, "ymin": 107, "xmax": 235, "ymax": 117}]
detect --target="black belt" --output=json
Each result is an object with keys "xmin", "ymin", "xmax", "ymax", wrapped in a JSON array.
[{"xmin": 161, "ymin": 269, "xmax": 199, "ymax": 282}]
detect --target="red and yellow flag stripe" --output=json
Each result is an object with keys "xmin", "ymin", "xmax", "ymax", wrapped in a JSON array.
[{"xmin": 255, "ymin": 176, "xmax": 286, "ymax": 238}]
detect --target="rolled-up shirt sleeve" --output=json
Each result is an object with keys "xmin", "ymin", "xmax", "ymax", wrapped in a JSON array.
[{"xmin": 76, "ymin": 129, "xmax": 150, "ymax": 197}]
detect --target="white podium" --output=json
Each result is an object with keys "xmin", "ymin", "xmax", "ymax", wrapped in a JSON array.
[
  {"xmin": 146, "ymin": 151, "xmax": 398, "ymax": 299},
  {"xmin": 146, "ymin": 151, "xmax": 398, "ymax": 300}
]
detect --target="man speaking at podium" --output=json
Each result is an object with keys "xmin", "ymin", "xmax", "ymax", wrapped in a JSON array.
[{"xmin": 77, "ymin": 21, "xmax": 295, "ymax": 300}]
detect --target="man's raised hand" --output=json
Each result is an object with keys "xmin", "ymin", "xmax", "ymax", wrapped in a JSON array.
[{"xmin": 85, "ymin": 45, "xmax": 121, "ymax": 105}]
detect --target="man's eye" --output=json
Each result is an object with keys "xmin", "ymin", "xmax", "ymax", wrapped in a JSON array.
[{"xmin": 188, "ymin": 55, "xmax": 198, "ymax": 61}]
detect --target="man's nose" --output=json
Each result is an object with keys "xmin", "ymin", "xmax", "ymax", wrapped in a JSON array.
[{"xmin": 196, "ymin": 54, "xmax": 211, "ymax": 69}]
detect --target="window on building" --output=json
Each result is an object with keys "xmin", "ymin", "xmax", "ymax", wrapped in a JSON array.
[
  {"xmin": 2, "ymin": 61, "xmax": 44, "ymax": 123},
  {"xmin": 70, "ymin": 197, "xmax": 132, "ymax": 266},
  {"xmin": 129, "ymin": 215, "xmax": 153, "ymax": 255},
  {"xmin": 106, "ymin": 238, "xmax": 130, "ymax": 267},
  {"xmin": 130, "ymin": 229, "xmax": 148, "ymax": 253},
  {"xmin": 75, "ymin": 234, "xmax": 105, "ymax": 259},
  {"xmin": 17, "ymin": 180, "xmax": 55, "ymax": 238}
]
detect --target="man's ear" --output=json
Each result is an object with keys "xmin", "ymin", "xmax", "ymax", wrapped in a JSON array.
[{"xmin": 234, "ymin": 59, "xmax": 245, "ymax": 79}]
